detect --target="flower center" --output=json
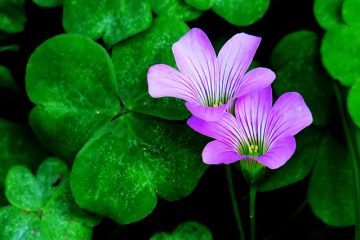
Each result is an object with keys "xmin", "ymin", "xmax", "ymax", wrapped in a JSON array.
[
  {"xmin": 212, "ymin": 101, "xmax": 223, "ymax": 107},
  {"xmin": 238, "ymin": 142, "xmax": 267, "ymax": 157}
]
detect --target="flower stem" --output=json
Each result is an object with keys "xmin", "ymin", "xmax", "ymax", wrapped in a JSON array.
[
  {"xmin": 225, "ymin": 165, "xmax": 246, "ymax": 240},
  {"xmin": 250, "ymin": 186, "xmax": 257, "ymax": 240},
  {"xmin": 333, "ymin": 81, "xmax": 360, "ymax": 239}
]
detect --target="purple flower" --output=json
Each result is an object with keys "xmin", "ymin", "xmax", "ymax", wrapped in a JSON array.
[
  {"xmin": 187, "ymin": 87, "xmax": 313, "ymax": 169},
  {"xmin": 147, "ymin": 28, "xmax": 275, "ymax": 121}
]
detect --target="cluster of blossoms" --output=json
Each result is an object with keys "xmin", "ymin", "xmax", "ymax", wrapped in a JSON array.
[{"xmin": 147, "ymin": 28, "xmax": 312, "ymax": 170}]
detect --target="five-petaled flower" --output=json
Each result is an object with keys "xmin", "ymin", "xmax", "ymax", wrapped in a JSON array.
[
  {"xmin": 187, "ymin": 87, "xmax": 313, "ymax": 169},
  {"xmin": 147, "ymin": 28, "xmax": 275, "ymax": 121}
]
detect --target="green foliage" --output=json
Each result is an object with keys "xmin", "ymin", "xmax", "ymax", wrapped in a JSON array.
[
  {"xmin": 212, "ymin": 0, "xmax": 270, "ymax": 26},
  {"xmin": 0, "ymin": 66, "xmax": 17, "ymax": 92},
  {"xmin": 71, "ymin": 114, "xmax": 207, "ymax": 224},
  {"xmin": 257, "ymin": 127, "xmax": 320, "ymax": 192},
  {"xmin": 314, "ymin": 0, "xmax": 344, "ymax": 29},
  {"xmin": 149, "ymin": 0, "xmax": 202, "ymax": 21},
  {"xmin": 150, "ymin": 221, "xmax": 213, "ymax": 240},
  {"xmin": 26, "ymin": 34, "xmax": 120, "ymax": 161},
  {"xmin": 342, "ymin": 0, "xmax": 360, "ymax": 28},
  {"xmin": 112, "ymin": 17, "xmax": 190, "ymax": 120},
  {"xmin": 0, "ymin": 0, "xmax": 26, "ymax": 34},
  {"xmin": 0, "ymin": 158, "xmax": 99, "ymax": 240},
  {"xmin": 348, "ymin": 80, "xmax": 360, "ymax": 128},
  {"xmin": 32, "ymin": 0, "xmax": 63, "ymax": 7},
  {"xmin": 308, "ymin": 135, "xmax": 355, "ymax": 226},
  {"xmin": 185, "ymin": 0, "xmax": 214, "ymax": 10},
  {"xmin": 26, "ymin": 33, "xmax": 207, "ymax": 224},
  {"xmin": 271, "ymin": 31, "xmax": 333, "ymax": 126}
]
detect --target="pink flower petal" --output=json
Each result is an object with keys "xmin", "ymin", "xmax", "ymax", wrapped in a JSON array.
[
  {"xmin": 187, "ymin": 114, "xmax": 240, "ymax": 148},
  {"xmin": 217, "ymin": 33, "xmax": 261, "ymax": 98},
  {"xmin": 172, "ymin": 28, "xmax": 218, "ymax": 104},
  {"xmin": 254, "ymin": 136, "xmax": 296, "ymax": 169},
  {"xmin": 234, "ymin": 87, "xmax": 273, "ymax": 146},
  {"xmin": 266, "ymin": 92, "xmax": 313, "ymax": 145},
  {"xmin": 147, "ymin": 64, "xmax": 199, "ymax": 103},
  {"xmin": 234, "ymin": 67, "xmax": 276, "ymax": 98},
  {"xmin": 185, "ymin": 101, "xmax": 228, "ymax": 121},
  {"xmin": 203, "ymin": 140, "xmax": 244, "ymax": 164}
]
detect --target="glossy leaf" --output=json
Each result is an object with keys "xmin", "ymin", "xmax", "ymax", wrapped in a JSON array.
[
  {"xmin": 63, "ymin": 0, "xmax": 152, "ymax": 46},
  {"xmin": 213, "ymin": 0, "xmax": 270, "ymax": 26},
  {"xmin": 112, "ymin": 17, "xmax": 190, "ymax": 120},
  {"xmin": 185, "ymin": 0, "xmax": 214, "ymax": 10},
  {"xmin": 308, "ymin": 135, "xmax": 355, "ymax": 226},
  {"xmin": 348, "ymin": 79, "xmax": 360, "ymax": 128},
  {"xmin": 257, "ymin": 127, "xmax": 320, "ymax": 192},
  {"xmin": 149, "ymin": 0, "xmax": 202, "ymax": 21},
  {"xmin": 26, "ymin": 34, "xmax": 120, "ymax": 161},
  {"xmin": 32, "ymin": 0, "xmax": 63, "ymax": 7},
  {"xmin": 342, "ymin": 0, "xmax": 360, "ymax": 28},
  {"xmin": 71, "ymin": 113, "xmax": 207, "ymax": 224},
  {"xmin": 151, "ymin": 221, "xmax": 213, "ymax": 240},
  {"xmin": 314, "ymin": 0, "xmax": 344, "ymax": 30},
  {"xmin": 271, "ymin": 31, "xmax": 332, "ymax": 126},
  {"xmin": 0, "ymin": 0, "xmax": 26, "ymax": 34},
  {"xmin": 1, "ymin": 158, "xmax": 99, "ymax": 240},
  {"xmin": 0, "ymin": 119, "xmax": 46, "ymax": 187},
  {"xmin": 321, "ymin": 25, "xmax": 360, "ymax": 86}
]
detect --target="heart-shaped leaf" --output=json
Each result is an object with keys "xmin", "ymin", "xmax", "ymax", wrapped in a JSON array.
[
  {"xmin": 150, "ymin": 221, "xmax": 213, "ymax": 240},
  {"xmin": 26, "ymin": 34, "xmax": 120, "ymax": 161},
  {"xmin": 32, "ymin": 0, "xmax": 152, "ymax": 46},
  {"xmin": 212, "ymin": 0, "xmax": 270, "ymax": 26},
  {"xmin": 321, "ymin": 25, "xmax": 360, "ymax": 86},
  {"xmin": 112, "ymin": 17, "xmax": 190, "ymax": 120},
  {"xmin": 149, "ymin": 0, "xmax": 202, "ymax": 21},
  {"xmin": 308, "ymin": 135, "xmax": 355, "ymax": 226},
  {"xmin": 314, "ymin": 0, "xmax": 344, "ymax": 30},
  {"xmin": 271, "ymin": 31, "xmax": 333, "ymax": 126},
  {"xmin": 348, "ymin": 79, "xmax": 360, "ymax": 128},
  {"xmin": 71, "ymin": 113, "xmax": 207, "ymax": 224},
  {"xmin": 1, "ymin": 158, "xmax": 99, "ymax": 240},
  {"xmin": 185, "ymin": 0, "xmax": 214, "ymax": 10},
  {"xmin": 257, "ymin": 127, "xmax": 320, "ymax": 192},
  {"xmin": 0, "ymin": 0, "xmax": 26, "ymax": 34}
]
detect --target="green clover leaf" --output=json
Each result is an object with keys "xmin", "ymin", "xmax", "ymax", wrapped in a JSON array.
[
  {"xmin": 256, "ymin": 127, "xmax": 320, "ymax": 192},
  {"xmin": 342, "ymin": 0, "xmax": 360, "ymax": 28},
  {"xmin": 185, "ymin": 0, "xmax": 214, "ymax": 11},
  {"xmin": 308, "ymin": 135, "xmax": 355, "ymax": 226},
  {"xmin": 150, "ymin": 221, "xmax": 213, "ymax": 240},
  {"xmin": 26, "ymin": 28, "xmax": 207, "ymax": 224},
  {"xmin": 348, "ymin": 79, "xmax": 360, "ymax": 128},
  {"xmin": 32, "ymin": 0, "xmax": 152, "ymax": 46},
  {"xmin": 271, "ymin": 31, "xmax": 333, "ymax": 126},
  {"xmin": 0, "ymin": 0, "xmax": 26, "ymax": 35},
  {"xmin": 112, "ymin": 17, "xmax": 190, "ymax": 120},
  {"xmin": 314, "ymin": 0, "xmax": 344, "ymax": 30},
  {"xmin": 212, "ymin": 0, "xmax": 270, "ymax": 26},
  {"xmin": 1, "ymin": 158, "xmax": 99, "ymax": 240},
  {"xmin": 0, "ymin": 66, "xmax": 17, "ymax": 92},
  {"xmin": 149, "ymin": 0, "xmax": 202, "ymax": 21}
]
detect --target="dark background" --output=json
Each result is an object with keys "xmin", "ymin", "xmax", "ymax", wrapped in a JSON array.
[{"xmin": 0, "ymin": 0, "xmax": 355, "ymax": 239}]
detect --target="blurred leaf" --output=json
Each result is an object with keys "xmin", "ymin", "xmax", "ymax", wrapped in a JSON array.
[
  {"xmin": 1, "ymin": 158, "xmax": 99, "ymax": 240},
  {"xmin": 63, "ymin": 0, "xmax": 152, "ymax": 46},
  {"xmin": 0, "ymin": 0, "xmax": 26, "ymax": 34},
  {"xmin": 321, "ymin": 25, "xmax": 360, "ymax": 86},
  {"xmin": 112, "ymin": 17, "xmax": 190, "ymax": 120},
  {"xmin": 71, "ymin": 113, "xmax": 207, "ymax": 224},
  {"xmin": 0, "ymin": 44, "xmax": 19, "ymax": 52},
  {"xmin": 26, "ymin": 34, "xmax": 120, "ymax": 161},
  {"xmin": 314, "ymin": 0, "xmax": 344, "ymax": 30},
  {"xmin": 342, "ymin": 0, "xmax": 360, "ymax": 28},
  {"xmin": 150, "ymin": 221, "xmax": 213, "ymax": 240},
  {"xmin": 32, "ymin": 0, "xmax": 63, "ymax": 7},
  {"xmin": 0, "ymin": 119, "xmax": 46, "ymax": 187},
  {"xmin": 149, "ymin": 0, "xmax": 202, "ymax": 21},
  {"xmin": 308, "ymin": 135, "xmax": 355, "ymax": 226},
  {"xmin": 257, "ymin": 127, "xmax": 320, "ymax": 192},
  {"xmin": 271, "ymin": 31, "xmax": 333, "ymax": 126},
  {"xmin": 185, "ymin": 0, "xmax": 214, "ymax": 10},
  {"xmin": 212, "ymin": 0, "xmax": 270, "ymax": 26},
  {"xmin": 0, "ymin": 66, "xmax": 17, "ymax": 92},
  {"xmin": 348, "ymin": 79, "xmax": 360, "ymax": 128}
]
